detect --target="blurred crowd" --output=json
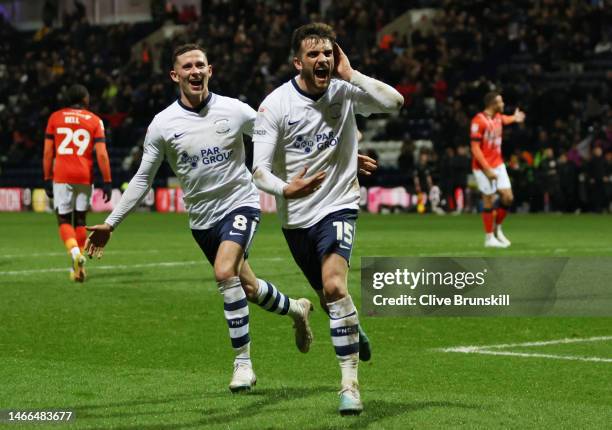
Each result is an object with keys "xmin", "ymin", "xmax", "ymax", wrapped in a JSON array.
[{"xmin": 0, "ymin": 0, "xmax": 611, "ymax": 212}]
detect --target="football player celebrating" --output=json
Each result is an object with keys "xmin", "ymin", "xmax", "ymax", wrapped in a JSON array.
[
  {"xmin": 85, "ymin": 44, "xmax": 313, "ymax": 393},
  {"xmin": 252, "ymin": 23, "xmax": 403, "ymax": 415}
]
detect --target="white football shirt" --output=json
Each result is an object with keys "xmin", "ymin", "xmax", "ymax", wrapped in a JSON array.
[
  {"xmin": 253, "ymin": 77, "xmax": 381, "ymax": 228},
  {"xmin": 106, "ymin": 93, "xmax": 260, "ymax": 230}
]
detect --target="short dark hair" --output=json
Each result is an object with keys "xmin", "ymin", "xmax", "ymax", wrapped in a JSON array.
[
  {"xmin": 172, "ymin": 43, "xmax": 207, "ymax": 66},
  {"xmin": 66, "ymin": 84, "xmax": 89, "ymax": 106},
  {"xmin": 291, "ymin": 23, "xmax": 336, "ymax": 55},
  {"xmin": 483, "ymin": 91, "xmax": 500, "ymax": 108}
]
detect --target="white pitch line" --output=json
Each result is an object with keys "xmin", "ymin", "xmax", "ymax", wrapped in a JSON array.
[
  {"xmin": 438, "ymin": 336, "xmax": 612, "ymax": 364},
  {"xmin": 0, "ymin": 260, "xmax": 202, "ymax": 276},
  {"xmin": 0, "ymin": 257, "xmax": 288, "ymax": 276},
  {"xmin": 0, "ymin": 250, "xmax": 161, "ymax": 259},
  {"xmin": 455, "ymin": 349, "xmax": 612, "ymax": 363},
  {"xmin": 440, "ymin": 336, "xmax": 612, "ymax": 352}
]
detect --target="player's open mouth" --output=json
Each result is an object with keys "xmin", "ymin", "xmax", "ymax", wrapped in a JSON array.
[
  {"xmin": 189, "ymin": 79, "xmax": 203, "ymax": 90},
  {"xmin": 314, "ymin": 67, "xmax": 329, "ymax": 82}
]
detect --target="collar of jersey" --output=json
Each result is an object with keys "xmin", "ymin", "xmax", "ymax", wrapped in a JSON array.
[
  {"xmin": 177, "ymin": 93, "xmax": 213, "ymax": 113},
  {"xmin": 291, "ymin": 78, "xmax": 326, "ymax": 102}
]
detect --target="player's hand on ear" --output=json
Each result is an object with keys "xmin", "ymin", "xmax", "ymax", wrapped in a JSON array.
[
  {"xmin": 333, "ymin": 43, "xmax": 354, "ymax": 81},
  {"xmin": 85, "ymin": 223, "xmax": 113, "ymax": 259},
  {"xmin": 283, "ymin": 166, "xmax": 326, "ymax": 199},
  {"xmin": 358, "ymin": 154, "xmax": 377, "ymax": 176}
]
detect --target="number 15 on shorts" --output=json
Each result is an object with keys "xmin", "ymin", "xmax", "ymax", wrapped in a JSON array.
[{"xmin": 333, "ymin": 221, "xmax": 354, "ymax": 248}]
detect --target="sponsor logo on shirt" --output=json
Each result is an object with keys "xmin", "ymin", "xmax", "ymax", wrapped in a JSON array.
[
  {"xmin": 293, "ymin": 130, "xmax": 339, "ymax": 154},
  {"xmin": 179, "ymin": 146, "xmax": 234, "ymax": 168},
  {"xmin": 180, "ymin": 152, "xmax": 200, "ymax": 168}
]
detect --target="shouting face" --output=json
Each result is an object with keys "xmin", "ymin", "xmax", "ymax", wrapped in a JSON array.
[{"xmin": 293, "ymin": 37, "xmax": 334, "ymax": 94}]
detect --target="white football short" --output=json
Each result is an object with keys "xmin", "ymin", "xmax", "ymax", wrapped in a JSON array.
[
  {"xmin": 473, "ymin": 164, "xmax": 511, "ymax": 195},
  {"xmin": 53, "ymin": 183, "xmax": 93, "ymax": 214}
]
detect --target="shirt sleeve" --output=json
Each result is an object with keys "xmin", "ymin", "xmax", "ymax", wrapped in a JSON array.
[
  {"xmin": 252, "ymin": 101, "xmax": 281, "ymax": 172},
  {"xmin": 141, "ymin": 118, "xmax": 166, "ymax": 165},
  {"xmin": 93, "ymin": 117, "xmax": 106, "ymax": 143},
  {"xmin": 104, "ymin": 120, "xmax": 164, "ymax": 228},
  {"xmin": 470, "ymin": 117, "xmax": 484, "ymax": 143},
  {"xmin": 104, "ymin": 158, "xmax": 160, "ymax": 228},
  {"xmin": 348, "ymin": 71, "xmax": 404, "ymax": 117},
  {"xmin": 239, "ymin": 101, "xmax": 257, "ymax": 137},
  {"xmin": 44, "ymin": 114, "xmax": 55, "ymax": 140},
  {"xmin": 251, "ymin": 100, "xmax": 288, "ymax": 197}
]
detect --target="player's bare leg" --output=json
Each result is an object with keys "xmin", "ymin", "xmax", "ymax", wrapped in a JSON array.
[
  {"xmin": 215, "ymin": 241, "xmax": 256, "ymax": 392},
  {"xmin": 322, "ymin": 254, "xmax": 363, "ymax": 415},
  {"xmin": 315, "ymin": 289, "xmax": 371, "ymax": 361},
  {"xmin": 495, "ymin": 189, "xmax": 514, "ymax": 246},
  {"xmin": 239, "ymin": 261, "xmax": 313, "ymax": 353},
  {"xmin": 482, "ymin": 194, "xmax": 507, "ymax": 248}
]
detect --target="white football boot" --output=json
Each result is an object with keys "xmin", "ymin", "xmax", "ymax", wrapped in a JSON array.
[
  {"xmin": 338, "ymin": 382, "xmax": 363, "ymax": 415},
  {"xmin": 71, "ymin": 252, "xmax": 87, "ymax": 282},
  {"xmin": 495, "ymin": 225, "xmax": 511, "ymax": 247},
  {"xmin": 291, "ymin": 298, "xmax": 314, "ymax": 353},
  {"xmin": 484, "ymin": 233, "xmax": 509, "ymax": 248},
  {"xmin": 229, "ymin": 361, "xmax": 256, "ymax": 393}
]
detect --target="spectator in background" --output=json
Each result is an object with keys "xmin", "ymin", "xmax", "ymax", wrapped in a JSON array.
[
  {"xmin": 587, "ymin": 146, "xmax": 606, "ymax": 212},
  {"xmin": 439, "ymin": 146, "xmax": 455, "ymax": 210},
  {"xmin": 538, "ymin": 147, "xmax": 562, "ymax": 212},
  {"xmin": 605, "ymin": 151, "xmax": 612, "ymax": 211},
  {"xmin": 558, "ymin": 151, "xmax": 579, "ymax": 212},
  {"xmin": 413, "ymin": 150, "xmax": 433, "ymax": 212},
  {"xmin": 451, "ymin": 144, "xmax": 471, "ymax": 213}
]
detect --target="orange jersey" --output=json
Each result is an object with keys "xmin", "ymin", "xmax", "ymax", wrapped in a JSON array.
[
  {"xmin": 44, "ymin": 108, "xmax": 107, "ymax": 184},
  {"xmin": 470, "ymin": 112, "xmax": 516, "ymax": 170}
]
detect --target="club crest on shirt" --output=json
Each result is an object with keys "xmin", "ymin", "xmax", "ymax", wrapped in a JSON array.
[
  {"xmin": 215, "ymin": 119, "xmax": 230, "ymax": 134},
  {"xmin": 326, "ymin": 103, "xmax": 342, "ymax": 120}
]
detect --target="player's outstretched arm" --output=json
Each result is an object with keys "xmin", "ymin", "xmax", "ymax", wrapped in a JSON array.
[
  {"xmin": 333, "ymin": 43, "xmax": 404, "ymax": 113},
  {"xmin": 502, "ymin": 108, "xmax": 526, "ymax": 125},
  {"xmin": 85, "ymin": 223, "xmax": 113, "ymax": 258},
  {"xmin": 85, "ymin": 156, "xmax": 161, "ymax": 259}
]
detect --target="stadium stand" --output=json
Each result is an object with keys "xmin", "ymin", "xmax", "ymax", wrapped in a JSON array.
[{"xmin": 0, "ymin": 0, "xmax": 610, "ymax": 213}]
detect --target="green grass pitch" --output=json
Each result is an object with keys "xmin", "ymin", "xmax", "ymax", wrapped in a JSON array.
[{"xmin": 1, "ymin": 212, "xmax": 611, "ymax": 429}]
